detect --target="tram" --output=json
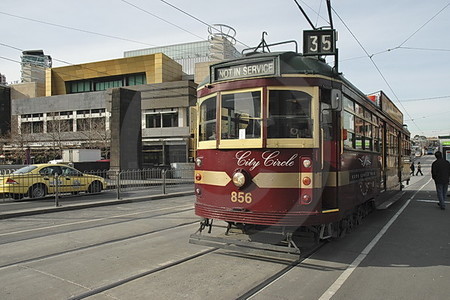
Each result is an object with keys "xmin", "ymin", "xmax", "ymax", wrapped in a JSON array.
[
  {"xmin": 438, "ymin": 135, "xmax": 450, "ymax": 162},
  {"xmin": 190, "ymin": 39, "xmax": 410, "ymax": 256}
]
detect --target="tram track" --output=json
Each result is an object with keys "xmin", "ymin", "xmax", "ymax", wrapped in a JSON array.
[
  {"xmin": 67, "ymin": 248, "xmax": 218, "ymax": 300},
  {"xmin": 67, "ymin": 238, "xmax": 326, "ymax": 299},
  {"xmin": 236, "ymin": 241, "xmax": 327, "ymax": 300},
  {"xmin": 0, "ymin": 204, "xmax": 194, "ymax": 244},
  {"xmin": 0, "ymin": 205, "xmax": 198, "ymax": 270},
  {"xmin": 0, "ymin": 220, "xmax": 199, "ymax": 270}
]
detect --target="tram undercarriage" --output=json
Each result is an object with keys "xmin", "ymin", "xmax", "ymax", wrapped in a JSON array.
[{"xmin": 188, "ymin": 200, "xmax": 376, "ymax": 260}]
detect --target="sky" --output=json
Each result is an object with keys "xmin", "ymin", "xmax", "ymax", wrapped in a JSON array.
[{"xmin": 1, "ymin": 0, "xmax": 449, "ymax": 138}]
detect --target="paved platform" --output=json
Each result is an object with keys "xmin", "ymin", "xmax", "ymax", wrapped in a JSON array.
[{"xmin": 316, "ymin": 159, "xmax": 450, "ymax": 299}]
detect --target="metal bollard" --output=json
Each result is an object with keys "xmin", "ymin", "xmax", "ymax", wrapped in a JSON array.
[
  {"xmin": 162, "ymin": 169, "xmax": 166, "ymax": 194},
  {"xmin": 54, "ymin": 174, "xmax": 60, "ymax": 207},
  {"xmin": 116, "ymin": 171, "xmax": 121, "ymax": 199}
]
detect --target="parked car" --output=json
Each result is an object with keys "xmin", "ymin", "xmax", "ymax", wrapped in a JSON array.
[{"xmin": 0, "ymin": 164, "xmax": 106, "ymax": 200}]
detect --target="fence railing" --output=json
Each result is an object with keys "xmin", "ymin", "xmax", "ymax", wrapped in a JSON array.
[{"xmin": 0, "ymin": 167, "xmax": 194, "ymax": 204}]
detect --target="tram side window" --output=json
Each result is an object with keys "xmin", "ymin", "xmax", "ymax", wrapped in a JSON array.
[
  {"xmin": 221, "ymin": 91, "xmax": 261, "ymax": 140},
  {"xmin": 343, "ymin": 110, "xmax": 355, "ymax": 148},
  {"xmin": 343, "ymin": 96, "xmax": 354, "ymax": 112},
  {"xmin": 365, "ymin": 122, "xmax": 373, "ymax": 151},
  {"xmin": 373, "ymin": 116, "xmax": 380, "ymax": 152},
  {"xmin": 199, "ymin": 96, "xmax": 217, "ymax": 141},
  {"xmin": 268, "ymin": 90, "xmax": 312, "ymax": 138},
  {"xmin": 355, "ymin": 116, "xmax": 364, "ymax": 150}
]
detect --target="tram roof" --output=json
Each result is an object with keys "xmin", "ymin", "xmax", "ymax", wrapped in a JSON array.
[
  {"xmin": 202, "ymin": 51, "xmax": 357, "ymax": 90},
  {"xmin": 201, "ymin": 51, "xmax": 407, "ymax": 129}
]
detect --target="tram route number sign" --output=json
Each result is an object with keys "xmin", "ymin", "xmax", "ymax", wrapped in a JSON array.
[{"xmin": 303, "ymin": 29, "xmax": 336, "ymax": 56}]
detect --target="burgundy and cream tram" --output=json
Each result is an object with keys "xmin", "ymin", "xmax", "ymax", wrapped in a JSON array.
[{"xmin": 192, "ymin": 47, "xmax": 410, "ymax": 249}]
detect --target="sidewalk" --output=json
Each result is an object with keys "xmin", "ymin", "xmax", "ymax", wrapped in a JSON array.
[{"xmin": 326, "ymin": 171, "xmax": 450, "ymax": 299}]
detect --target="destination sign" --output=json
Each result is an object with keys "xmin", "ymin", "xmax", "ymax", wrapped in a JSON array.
[{"xmin": 213, "ymin": 59, "xmax": 276, "ymax": 82}]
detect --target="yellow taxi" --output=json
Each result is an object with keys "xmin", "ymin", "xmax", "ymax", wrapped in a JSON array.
[{"xmin": 0, "ymin": 163, "xmax": 106, "ymax": 200}]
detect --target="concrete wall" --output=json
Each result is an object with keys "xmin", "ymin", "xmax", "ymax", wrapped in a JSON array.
[
  {"xmin": 194, "ymin": 60, "xmax": 220, "ymax": 84},
  {"xmin": 12, "ymin": 91, "xmax": 107, "ymax": 115},
  {"xmin": 109, "ymin": 88, "xmax": 142, "ymax": 171},
  {"xmin": 127, "ymin": 80, "xmax": 197, "ymax": 110},
  {"xmin": 10, "ymin": 82, "xmax": 45, "ymax": 100}
]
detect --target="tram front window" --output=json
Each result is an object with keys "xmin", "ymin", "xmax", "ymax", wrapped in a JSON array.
[
  {"xmin": 268, "ymin": 90, "xmax": 312, "ymax": 138},
  {"xmin": 221, "ymin": 91, "xmax": 261, "ymax": 139},
  {"xmin": 199, "ymin": 96, "xmax": 217, "ymax": 141}
]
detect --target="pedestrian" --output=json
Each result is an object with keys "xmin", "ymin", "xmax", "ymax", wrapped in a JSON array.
[
  {"xmin": 416, "ymin": 162, "xmax": 423, "ymax": 176},
  {"xmin": 410, "ymin": 161, "xmax": 415, "ymax": 176},
  {"xmin": 431, "ymin": 151, "xmax": 450, "ymax": 210}
]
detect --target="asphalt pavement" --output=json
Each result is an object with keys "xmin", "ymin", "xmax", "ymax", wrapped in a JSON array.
[{"xmin": 321, "ymin": 157, "xmax": 450, "ymax": 300}]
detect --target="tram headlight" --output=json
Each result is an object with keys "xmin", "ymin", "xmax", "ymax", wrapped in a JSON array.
[
  {"xmin": 232, "ymin": 171, "xmax": 246, "ymax": 188},
  {"xmin": 302, "ymin": 158, "xmax": 312, "ymax": 168},
  {"xmin": 195, "ymin": 157, "xmax": 203, "ymax": 167}
]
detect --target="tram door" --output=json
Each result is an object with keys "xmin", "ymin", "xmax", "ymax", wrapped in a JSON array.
[{"xmin": 320, "ymin": 89, "xmax": 339, "ymax": 210}]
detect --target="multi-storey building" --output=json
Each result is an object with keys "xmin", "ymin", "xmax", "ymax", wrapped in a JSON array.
[
  {"xmin": 5, "ymin": 30, "xmax": 240, "ymax": 167},
  {"xmin": 7, "ymin": 53, "xmax": 196, "ymax": 167}
]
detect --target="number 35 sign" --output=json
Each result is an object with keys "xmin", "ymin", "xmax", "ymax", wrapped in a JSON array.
[{"xmin": 303, "ymin": 29, "xmax": 337, "ymax": 56}]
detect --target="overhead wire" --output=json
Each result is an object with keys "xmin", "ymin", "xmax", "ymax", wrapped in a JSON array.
[
  {"xmin": 400, "ymin": 95, "xmax": 450, "ymax": 102},
  {"xmin": 119, "ymin": 0, "xmax": 205, "ymax": 41},
  {"xmin": 0, "ymin": 11, "xmax": 157, "ymax": 47},
  {"xmin": 331, "ymin": 6, "xmax": 429, "ymax": 134},
  {"xmin": 1, "ymin": 1, "xmax": 246, "ymax": 81},
  {"xmin": 339, "ymin": 2, "xmax": 450, "ymax": 61},
  {"xmin": 0, "ymin": 2, "xmax": 213, "ymax": 84},
  {"xmin": 397, "ymin": 2, "xmax": 450, "ymax": 48},
  {"xmin": 158, "ymin": 0, "xmax": 251, "ymax": 48}
]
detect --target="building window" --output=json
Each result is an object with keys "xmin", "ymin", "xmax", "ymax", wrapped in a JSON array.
[
  {"xmin": 162, "ymin": 112, "xmax": 178, "ymax": 127},
  {"xmin": 77, "ymin": 110, "xmax": 90, "ymax": 116},
  {"xmin": 67, "ymin": 73, "xmax": 146, "ymax": 94},
  {"xmin": 76, "ymin": 119, "xmax": 90, "ymax": 131},
  {"xmin": 145, "ymin": 110, "xmax": 178, "ymax": 129},
  {"xmin": 127, "ymin": 74, "xmax": 146, "ymax": 85},
  {"xmin": 95, "ymin": 80, "xmax": 123, "ymax": 91},
  {"xmin": 143, "ymin": 145, "xmax": 163, "ymax": 166},
  {"xmin": 146, "ymin": 114, "xmax": 161, "ymax": 128},
  {"xmin": 47, "ymin": 119, "xmax": 73, "ymax": 133},
  {"xmin": 22, "ymin": 121, "xmax": 43, "ymax": 134},
  {"xmin": 69, "ymin": 81, "xmax": 91, "ymax": 93},
  {"xmin": 167, "ymin": 145, "xmax": 186, "ymax": 163}
]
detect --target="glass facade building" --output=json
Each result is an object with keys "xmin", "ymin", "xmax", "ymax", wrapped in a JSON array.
[{"xmin": 125, "ymin": 40, "xmax": 241, "ymax": 75}]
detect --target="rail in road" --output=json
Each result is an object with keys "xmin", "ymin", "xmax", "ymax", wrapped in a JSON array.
[{"xmin": 0, "ymin": 155, "xmax": 448, "ymax": 299}]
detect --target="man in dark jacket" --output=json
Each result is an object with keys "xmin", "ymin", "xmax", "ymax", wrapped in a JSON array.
[{"xmin": 431, "ymin": 151, "xmax": 450, "ymax": 210}]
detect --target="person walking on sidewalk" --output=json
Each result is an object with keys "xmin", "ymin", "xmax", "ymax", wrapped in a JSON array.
[
  {"xmin": 431, "ymin": 151, "xmax": 450, "ymax": 210},
  {"xmin": 410, "ymin": 162, "xmax": 415, "ymax": 176},
  {"xmin": 416, "ymin": 162, "xmax": 423, "ymax": 176}
]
